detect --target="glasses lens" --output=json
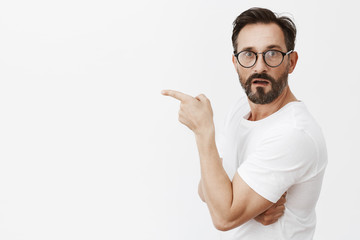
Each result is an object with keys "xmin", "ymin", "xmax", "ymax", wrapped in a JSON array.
[
  {"xmin": 238, "ymin": 51, "xmax": 256, "ymax": 67},
  {"xmin": 264, "ymin": 50, "xmax": 283, "ymax": 67}
]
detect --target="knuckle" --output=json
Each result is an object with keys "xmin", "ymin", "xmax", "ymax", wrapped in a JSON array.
[
  {"xmin": 198, "ymin": 93, "xmax": 210, "ymax": 101},
  {"xmin": 263, "ymin": 216, "xmax": 271, "ymax": 222},
  {"xmin": 263, "ymin": 220, "xmax": 272, "ymax": 226}
]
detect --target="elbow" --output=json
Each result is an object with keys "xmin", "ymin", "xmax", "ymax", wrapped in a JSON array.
[
  {"xmin": 198, "ymin": 190, "xmax": 205, "ymax": 202},
  {"xmin": 214, "ymin": 223, "xmax": 229, "ymax": 232},
  {"xmin": 211, "ymin": 209, "xmax": 247, "ymax": 231},
  {"xmin": 198, "ymin": 190, "xmax": 206, "ymax": 203},
  {"xmin": 212, "ymin": 216, "xmax": 237, "ymax": 232}
]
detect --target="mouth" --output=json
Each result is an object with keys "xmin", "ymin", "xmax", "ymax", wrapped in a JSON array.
[{"xmin": 252, "ymin": 78, "xmax": 270, "ymax": 86}]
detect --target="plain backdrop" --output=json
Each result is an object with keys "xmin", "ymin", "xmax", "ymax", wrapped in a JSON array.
[{"xmin": 0, "ymin": 0, "xmax": 359, "ymax": 239}]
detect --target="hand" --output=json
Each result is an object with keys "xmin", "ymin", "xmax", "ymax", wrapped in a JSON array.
[
  {"xmin": 161, "ymin": 90, "xmax": 214, "ymax": 136},
  {"xmin": 254, "ymin": 192, "xmax": 287, "ymax": 225}
]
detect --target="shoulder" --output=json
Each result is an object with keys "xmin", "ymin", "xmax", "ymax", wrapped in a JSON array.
[
  {"xmin": 258, "ymin": 103, "xmax": 327, "ymax": 175},
  {"xmin": 259, "ymin": 125, "xmax": 317, "ymax": 157},
  {"xmin": 265, "ymin": 101, "xmax": 326, "ymax": 143},
  {"xmin": 260, "ymin": 103, "xmax": 323, "ymax": 157}
]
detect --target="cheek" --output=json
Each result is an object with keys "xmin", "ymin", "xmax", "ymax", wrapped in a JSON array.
[
  {"xmin": 277, "ymin": 66, "xmax": 290, "ymax": 79},
  {"xmin": 279, "ymin": 60, "xmax": 291, "ymax": 75},
  {"xmin": 236, "ymin": 67, "xmax": 250, "ymax": 81}
]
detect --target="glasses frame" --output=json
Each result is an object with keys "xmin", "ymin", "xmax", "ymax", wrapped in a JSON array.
[{"xmin": 234, "ymin": 49, "xmax": 294, "ymax": 68}]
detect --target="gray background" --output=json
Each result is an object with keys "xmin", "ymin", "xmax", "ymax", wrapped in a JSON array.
[{"xmin": 0, "ymin": 0, "xmax": 359, "ymax": 239}]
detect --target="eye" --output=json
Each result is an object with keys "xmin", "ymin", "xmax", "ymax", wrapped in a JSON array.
[
  {"xmin": 242, "ymin": 51, "xmax": 255, "ymax": 58},
  {"xmin": 267, "ymin": 50, "xmax": 279, "ymax": 57}
]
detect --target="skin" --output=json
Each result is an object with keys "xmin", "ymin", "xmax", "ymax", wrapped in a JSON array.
[
  {"xmin": 161, "ymin": 23, "xmax": 299, "ymax": 231},
  {"xmin": 233, "ymin": 23, "xmax": 298, "ymax": 120}
]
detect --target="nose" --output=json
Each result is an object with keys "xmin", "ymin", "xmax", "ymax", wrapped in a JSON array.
[{"xmin": 252, "ymin": 53, "xmax": 269, "ymax": 73}]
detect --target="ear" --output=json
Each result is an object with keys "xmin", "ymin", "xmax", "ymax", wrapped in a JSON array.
[
  {"xmin": 288, "ymin": 51, "xmax": 298, "ymax": 74},
  {"xmin": 232, "ymin": 54, "xmax": 238, "ymax": 69}
]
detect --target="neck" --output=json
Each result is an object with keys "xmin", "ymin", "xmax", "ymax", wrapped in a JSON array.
[{"xmin": 247, "ymin": 86, "xmax": 297, "ymax": 121}]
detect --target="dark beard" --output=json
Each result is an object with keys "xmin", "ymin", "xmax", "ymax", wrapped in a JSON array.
[{"xmin": 240, "ymin": 72, "xmax": 288, "ymax": 104}]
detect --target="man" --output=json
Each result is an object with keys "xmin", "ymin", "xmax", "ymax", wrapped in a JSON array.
[{"xmin": 161, "ymin": 7, "xmax": 327, "ymax": 239}]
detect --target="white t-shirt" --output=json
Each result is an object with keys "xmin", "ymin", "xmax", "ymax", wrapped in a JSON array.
[{"xmin": 217, "ymin": 97, "xmax": 327, "ymax": 240}]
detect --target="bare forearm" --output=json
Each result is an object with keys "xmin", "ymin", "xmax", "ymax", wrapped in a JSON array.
[
  {"xmin": 195, "ymin": 131, "xmax": 233, "ymax": 221},
  {"xmin": 161, "ymin": 90, "xmax": 275, "ymax": 231}
]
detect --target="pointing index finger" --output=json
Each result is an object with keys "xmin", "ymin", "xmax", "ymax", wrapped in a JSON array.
[{"xmin": 161, "ymin": 89, "xmax": 193, "ymax": 102}]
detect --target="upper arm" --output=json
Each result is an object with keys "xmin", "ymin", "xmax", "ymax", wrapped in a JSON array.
[
  {"xmin": 218, "ymin": 128, "xmax": 316, "ymax": 231},
  {"xmin": 238, "ymin": 128, "xmax": 317, "ymax": 202},
  {"xmin": 216, "ymin": 172, "xmax": 273, "ymax": 231}
]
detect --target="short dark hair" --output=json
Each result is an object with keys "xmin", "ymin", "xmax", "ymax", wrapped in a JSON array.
[{"xmin": 232, "ymin": 7, "xmax": 297, "ymax": 53}]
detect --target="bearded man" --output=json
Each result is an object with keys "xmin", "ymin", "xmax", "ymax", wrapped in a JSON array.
[{"xmin": 162, "ymin": 7, "xmax": 327, "ymax": 240}]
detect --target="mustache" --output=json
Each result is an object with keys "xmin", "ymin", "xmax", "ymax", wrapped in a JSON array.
[{"xmin": 247, "ymin": 73, "xmax": 275, "ymax": 84}]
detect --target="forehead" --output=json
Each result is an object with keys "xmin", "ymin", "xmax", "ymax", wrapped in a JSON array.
[{"xmin": 236, "ymin": 23, "xmax": 286, "ymax": 51}]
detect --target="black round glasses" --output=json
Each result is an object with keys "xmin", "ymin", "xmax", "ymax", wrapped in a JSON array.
[{"xmin": 234, "ymin": 49, "xmax": 294, "ymax": 68}]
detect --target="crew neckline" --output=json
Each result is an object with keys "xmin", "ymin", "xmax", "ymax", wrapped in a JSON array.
[{"xmin": 241, "ymin": 100, "xmax": 303, "ymax": 125}]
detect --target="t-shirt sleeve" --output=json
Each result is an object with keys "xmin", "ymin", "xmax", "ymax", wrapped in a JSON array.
[{"xmin": 237, "ymin": 127, "xmax": 317, "ymax": 203}]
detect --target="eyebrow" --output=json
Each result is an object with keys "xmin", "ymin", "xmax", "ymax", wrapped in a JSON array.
[
  {"xmin": 266, "ymin": 44, "xmax": 283, "ymax": 50},
  {"xmin": 239, "ymin": 44, "xmax": 284, "ymax": 52}
]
